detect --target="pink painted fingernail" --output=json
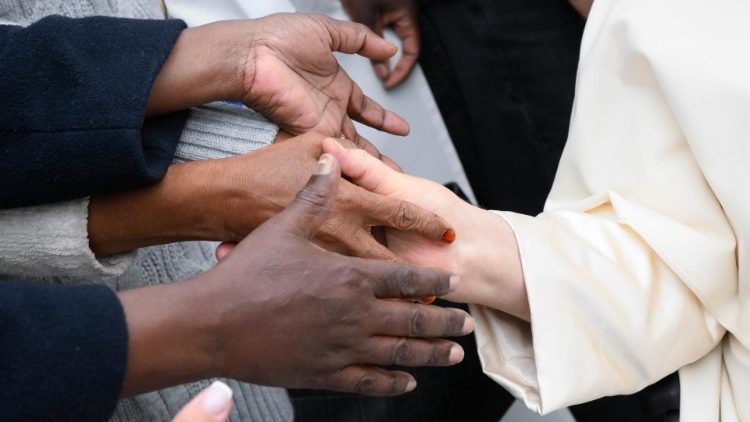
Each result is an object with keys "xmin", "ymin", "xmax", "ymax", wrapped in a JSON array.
[{"xmin": 201, "ymin": 381, "xmax": 233, "ymax": 416}]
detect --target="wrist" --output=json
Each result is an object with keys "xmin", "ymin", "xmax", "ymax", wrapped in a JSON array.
[
  {"xmin": 146, "ymin": 22, "xmax": 247, "ymax": 116},
  {"xmin": 119, "ymin": 276, "xmax": 219, "ymax": 396},
  {"xmin": 88, "ymin": 162, "xmax": 215, "ymax": 257},
  {"xmin": 453, "ymin": 206, "xmax": 529, "ymax": 320}
]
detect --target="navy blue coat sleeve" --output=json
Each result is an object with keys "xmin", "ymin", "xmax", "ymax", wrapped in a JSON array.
[
  {"xmin": 0, "ymin": 15, "xmax": 190, "ymax": 208},
  {"xmin": 0, "ymin": 281, "xmax": 128, "ymax": 421}
]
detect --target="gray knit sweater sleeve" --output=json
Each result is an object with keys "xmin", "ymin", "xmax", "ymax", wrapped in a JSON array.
[
  {"xmin": 174, "ymin": 102, "xmax": 278, "ymax": 162},
  {"xmin": 0, "ymin": 103, "xmax": 278, "ymax": 280},
  {"xmin": 0, "ymin": 199, "xmax": 134, "ymax": 279}
]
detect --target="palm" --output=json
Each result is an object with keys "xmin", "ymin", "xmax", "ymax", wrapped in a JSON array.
[
  {"xmin": 246, "ymin": 48, "xmax": 350, "ymax": 136},
  {"xmin": 241, "ymin": 14, "xmax": 408, "ymax": 139}
]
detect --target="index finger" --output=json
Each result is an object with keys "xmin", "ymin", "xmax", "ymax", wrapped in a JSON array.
[{"xmin": 321, "ymin": 16, "xmax": 399, "ymax": 61}]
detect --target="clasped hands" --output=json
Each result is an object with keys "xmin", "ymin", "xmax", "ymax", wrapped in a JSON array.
[{"xmin": 102, "ymin": 12, "xmax": 527, "ymax": 398}]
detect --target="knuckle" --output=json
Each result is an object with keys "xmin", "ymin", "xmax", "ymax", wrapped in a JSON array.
[
  {"xmin": 392, "ymin": 339, "xmax": 413, "ymax": 365},
  {"xmin": 392, "ymin": 202, "xmax": 420, "ymax": 230},
  {"xmin": 408, "ymin": 307, "xmax": 427, "ymax": 337},
  {"xmin": 353, "ymin": 373, "xmax": 377, "ymax": 394},
  {"xmin": 393, "ymin": 266, "xmax": 419, "ymax": 298},
  {"xmin": 296, "ymin": 184, "xmax": 329, "ymax": 208},
  {"xmin": 343, "ymin": 265, "xmax": 372, "ymax": 294}
]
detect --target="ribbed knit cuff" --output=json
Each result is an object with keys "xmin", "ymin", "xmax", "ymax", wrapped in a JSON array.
[{"xmin": 174, "ymin": 102, "xmax": 278, "ymax": 162}]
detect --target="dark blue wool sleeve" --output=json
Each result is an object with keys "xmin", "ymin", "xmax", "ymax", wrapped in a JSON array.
[
  {"xmin": 0, "ymin": 281, "xmax": 128, "ymax": 421},
  {"xmin": 0, "ymin": 15, "xmax": 190, "ymax": 208}
]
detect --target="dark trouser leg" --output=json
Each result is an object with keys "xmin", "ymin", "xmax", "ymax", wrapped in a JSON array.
[{"xmin": 418, "ymin": 0, "xmax": 583, "ymax": 214}]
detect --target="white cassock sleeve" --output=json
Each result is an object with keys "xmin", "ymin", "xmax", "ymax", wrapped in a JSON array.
[{"xmin": 470, "ymin": 0, "xmax": 748, "ymax": 415}]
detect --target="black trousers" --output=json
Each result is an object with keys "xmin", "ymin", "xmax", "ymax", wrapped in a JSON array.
[{"xmin": 290, "ymin": 1, "xmax": 679, "ymax": 421}]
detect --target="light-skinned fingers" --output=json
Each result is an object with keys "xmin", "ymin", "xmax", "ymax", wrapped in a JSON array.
[
  {"xmin": 381, "ymin": 154, "xmax": 403, "ymax": 173},
  {"xmin": 359, "ymin": 337, "xmax": 465, "ymax": 367},
  {"xmin": 325, "ymin": 365, "xmax": 416, "ymax": 396},
  {"xmin": 215, "ymin": 242, "xmax": 236, "ymax": 262},
  {"xmin": 323, "ymin": 138, "xmax": 398, "ymax": 195},
  {"xmin": 172, "ymin": 381, "xmax": 233, "ymax": 422},
  {"xmin": 373, "ymin": 302, "xmax": 473, "ymax": 338}
]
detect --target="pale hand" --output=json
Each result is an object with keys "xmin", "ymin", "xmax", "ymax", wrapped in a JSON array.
[{"xmin": 322, "ymin": 138, "xmax": 531, "ymax": 321}]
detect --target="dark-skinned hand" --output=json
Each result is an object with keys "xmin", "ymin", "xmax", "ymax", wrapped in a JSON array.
[
  {"xmin": 147, "ymin": 13, "xmax": 410, "ymax": 142},
  {"xmin": 120, "ymin": 154, "xmax": 473, "ymax": 396},
  {"xmin": 88, "ymin": 133, "xmax": 452, "ymax": 259},
  {"xmin": 342, "ymin": 0, "xmax": 420, "ymax": 88}
]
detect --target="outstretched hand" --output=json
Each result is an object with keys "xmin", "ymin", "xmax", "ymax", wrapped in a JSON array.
[
  {"xmin": 148, "ymin": 13, "xmax": 409, "ymax": 144},
  {"xmin": 342, "ymin": 0, "xmax": 420, "ymax": 88},
  {"xmin": 238, "ymin": 13, "xmax": 410, "ymax": 140}
]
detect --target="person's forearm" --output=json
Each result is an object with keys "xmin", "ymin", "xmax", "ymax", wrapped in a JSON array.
[
  {"xmin": 118, "ymin": 277, "xmax": 218, "ymax": 396},
  {"xmin": 87, "ymin": 162, "xmax": 212, "ymax": 256},
  {"xmin": 146, "ymin": 21, "xmax": 245, "ymax": 117}
]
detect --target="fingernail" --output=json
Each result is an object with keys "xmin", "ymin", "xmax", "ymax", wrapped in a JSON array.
[
  {"xmin": 462, "ymin": 316, "xmax": 475, "ymax": 334},
  {"xmin": 421, "ymin": 295, "xmax": 436, "ymax": 304},
  {"xmin": 389, "ymin": 41, "xmax": 399, "ymax": 50},
  {"xmin": 449, "ymin": 275, "xmax": 460, "ymax": 290},
  {"xmin": 374, "ymin": 63, "xmax": 389, "ymax": 80},
  {"xmin": 441, "ymin": 229, "xmax": 456, "ymax": 244},
  {"xmin": 202, "ymin": 381, "xmax": 233, "ymax": 416},
  {"xmin": 315, "ymin": 153, "xmax": 335, "ymax": 175},
  {"xmin": 406, "ymin": 379, "xmax": 417, "ymax": 392},
  {"xmin": 449, "ymin": 346, "xmax": 465, "ymax": 364}
]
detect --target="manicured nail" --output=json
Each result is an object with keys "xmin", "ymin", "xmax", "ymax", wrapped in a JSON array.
[
  {"xmin": 449, "ymin": 346, "xmax": 465, "ymax": 364},
  {"xmin": 441, "ymin": 229, "xmax": 456, "ymax": 243},
  {"xmin": 315, "ymin": 153, "xmax": 335, "ymax": 175},
  {"xmin": 462, "ymin": 316, "xmax": 474, "ymax": 334},
  {"xmin": 421, "ymin": 295, "xmax": 437, "ymax": 304},
  {"xmin": 374, "ymin": 63, "xmax": 389, "ymax": 80},
  {"xmin": 449, "ymin": 275, "xmax": 460, "ymax": 290},
  {"xmin": 406, "ymin": 379, "xmax": 417, "ymax": 392},
  {"xmin": 202, "ymin": 381, "xmax": 233, "ymax": 416}
]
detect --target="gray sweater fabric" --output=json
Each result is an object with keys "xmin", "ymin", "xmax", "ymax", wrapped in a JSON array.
[{"xmin": 0, "ymin": 2, "xmax": 293, "ymax": 421}]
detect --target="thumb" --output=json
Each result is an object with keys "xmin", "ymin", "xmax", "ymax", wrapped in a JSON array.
[
  {"xmin": 322, "ymin": 137, "xmax": 404, "ymax": 196},
  {"xmin": 273, "ymin": 153, "xmax": 341, "ymax": 239},
  {"xmin": 172, "ymin": 381, "xmax": 233, "ymax": 422}
]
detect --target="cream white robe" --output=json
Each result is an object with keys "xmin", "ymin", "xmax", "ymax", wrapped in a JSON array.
[{"xmin": 471, "ymin": 0, "xmax": 750, "ymax": 420}]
